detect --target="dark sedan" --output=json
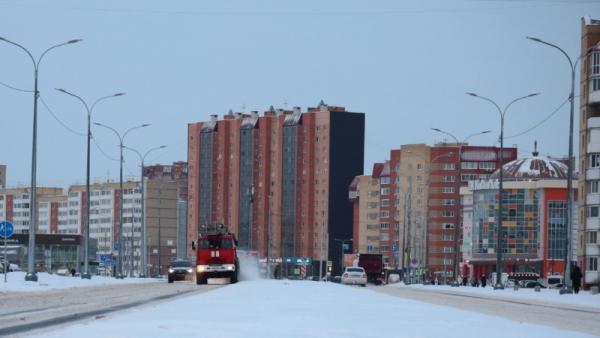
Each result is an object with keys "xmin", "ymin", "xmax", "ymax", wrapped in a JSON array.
[{"xmin": 168, "ymin": 260, "xmax": 194, "ymax": 283}]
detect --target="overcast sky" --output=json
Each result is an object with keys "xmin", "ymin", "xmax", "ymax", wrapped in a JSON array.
[{"xmin": 0, "ymin": 0, "xmax": 598, "ymax": 188}]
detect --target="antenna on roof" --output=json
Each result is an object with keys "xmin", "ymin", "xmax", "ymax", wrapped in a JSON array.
[{"xmin": 532, "ymin": 140, "xmax": 539, "ymax": 157}]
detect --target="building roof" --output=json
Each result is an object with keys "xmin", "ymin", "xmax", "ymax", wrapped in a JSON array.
[{"xmin": 490, "ymin": 146, "xmax": 568, "ymax": 181}]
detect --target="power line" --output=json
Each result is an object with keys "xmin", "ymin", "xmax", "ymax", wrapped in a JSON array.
[
  {"xmin": 39, "ymin": 95, "xmax": 86, "ymax": 136},
  {"xmin": 0, "ymin": 81, "xmax": 32, "ymax": 93},
  {"xmin": 505, "ymin": 97, "xmax": 569, "ymax": 139},
  {"xmin": 91, "ymin": 134, "xmax": 119, "ymax": 162}
]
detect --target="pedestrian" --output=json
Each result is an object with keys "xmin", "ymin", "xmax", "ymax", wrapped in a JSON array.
[
  {"xmin": 70, "ymin": 267, "xmax": 76, "ymax": 277},
  {"xmin": 571, "ymin": 262, "xmax": 583, "ymax": 294},
  {"xmin": 462, "ymin": 276, "xmax": 468, "ymax": 286},
  {"xmin": 480, "ymin": 274, "xmax": 487, "ymax": 288}
]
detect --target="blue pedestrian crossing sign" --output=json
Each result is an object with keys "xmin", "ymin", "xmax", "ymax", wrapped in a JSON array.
[{"xmin": 0, "ymin": 221, "xmax": 14, "ymax": 238}]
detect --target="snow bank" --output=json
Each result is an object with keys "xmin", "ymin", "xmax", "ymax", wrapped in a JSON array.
[
  {"xmin": 0, "ymin": 272, "xmax": 160, "ymax": 293},
  {"xmin": 34, "ymin": 280, "xmax": 594, "ymax": 338},
  {"xmin": 392, "ymin": 283, "xmax": 600, "ymax": 309}
]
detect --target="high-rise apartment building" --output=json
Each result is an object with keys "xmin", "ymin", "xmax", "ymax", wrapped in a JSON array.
[
  {"xmin": 350, "ymin": 143, "xmax": 516, "ymax": 281},
  {"xmin": 579, "ymin": 16, "xmax": 600, "ymax": 288},
  {"xmin": 143, "ymin": 161, "xmax": 188, "ymax": 260},
  {"xmin": 188, "ymin": 102, "xmax": 365, "ymax": 274}
]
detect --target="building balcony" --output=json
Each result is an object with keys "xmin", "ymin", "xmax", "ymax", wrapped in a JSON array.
[
  {"xmin": 587, "ymin": 193, "xmax": 600, "ymax": 206},
  {"xmin": 586, "ymin": 243, "xmax": 600, "ymax": 256},
  {"xmin": 587, "ymin": 217, "xmax": 600, "ymax": 230},
  {"xmin": 587, "ymin": 167, "xmax": 600, "ymax": 180},
  {"xmin": 590, "ymin": 87, "xmax": 600, "ymax": 105},
  {"xmin": 585, "ymin": 271, "xmax": 600, "ymax": 284}
]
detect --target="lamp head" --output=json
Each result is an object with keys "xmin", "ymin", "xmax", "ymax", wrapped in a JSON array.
[
  {"xmin": 55, "ymin": 88, "xmax": 67, "ymax": 93},
  {"xmin": 431, "ymin": 128, "xmax": 442, "ymax": 132},
  {"xmin": 526, "ymin": 36, "xmax": 543, "ymax": 43},
  {"xmin": 481, "ymin": 130, "xmax": 492, "ymax": 134},
  {"xmin": 159, "ymin": 145, "xmax": 168, "ymax": 149},
  {"xmin": 114, "ymin": 93, "xmax": 126, "ymax": 97},
  {"xmin": 67, "ymin": 39, "xmax": 83, "ymax": 44},
  {"xmin": 141, "ymin": 123, "xmax": 151, "ymax": 127},
  {"xmin": 93, "ymin": 122, "xmax": 103, "ymax": 126},
  {"xmin": 465, "ymin": 92, "xmax": 478, "ymax": 97},
  {"xmin": 527, "ymin": 92, "xmax": 541, "ymax": 98}
]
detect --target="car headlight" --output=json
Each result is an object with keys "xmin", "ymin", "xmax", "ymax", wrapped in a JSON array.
[
  {"xmin": 187, "ymin": 268, "xmax": 193, "ymax": 273},
  {"xmin": 197, "ymin": 265, "xmax": 207, "ymax": 272},
  {"xmin": 168, "ymin": 268, "xmax": 174, "ymax": 273},
  {"xmin": 225, "ymin": 264, "xmax": 235, "ymax": 271}
]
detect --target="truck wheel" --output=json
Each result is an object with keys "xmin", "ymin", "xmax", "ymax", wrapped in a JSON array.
[
  {"xmin": 168, "ymin": 278, "xmax": 174, "ymax": 284},
  {"xmin": 196, "ymin": 274, "xmax": 207, "ymax": 285},
  {"xmin": 230, "ymin": 270, "xmax": 238, "ymax": 284}
]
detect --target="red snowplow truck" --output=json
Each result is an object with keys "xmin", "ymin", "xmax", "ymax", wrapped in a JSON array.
[{"xmin": 192, "ymin": 225, "xmax": 239, "ymax": 284}]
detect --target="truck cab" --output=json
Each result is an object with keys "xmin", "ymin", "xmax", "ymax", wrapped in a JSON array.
[{"xmin": 192, "ymin": 225, "xmax": 239, "ymax": 284}]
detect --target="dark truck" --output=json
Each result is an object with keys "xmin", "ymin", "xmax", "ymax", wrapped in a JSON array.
[{"xmin": 357, "ymin": 253, "xmax": 385, "ymax": 285}]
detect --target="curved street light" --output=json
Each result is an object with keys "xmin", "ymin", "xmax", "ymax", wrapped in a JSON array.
[
  {"xmin": 0, "ymin": 37, "xmax": 81, "ymax": 281},
  {"xmin": 56, "ymin": 89, "xmax": 125, "ymax": 279},
  {"xmin": 123, "ymin": 145, "xmax": 167, "ymax": 278},
  {"xmin": 93, "ymin": 122, "xmax": 150, "ymax": 278},
  {"xmin": 466, "ymin": 91, "xmax": 540, "ymax": 289},
  {"xmin": 526, "ymin": 36, "xmax": 600, "ymax": 294},
  {"xmin": 430, "ymin": 128, "xmax": 491, "ymax": 286}
]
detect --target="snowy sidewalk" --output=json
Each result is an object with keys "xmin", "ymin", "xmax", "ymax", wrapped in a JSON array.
[
  {"xmin": 0, "ymin": 272, "xmax": 160, "ymax": 293},
  {"xmin": 32, "ymin": 280, "xmax": 596, "ymax": 338},
  {"xmin": 391, "ymin": 282, "xmax": 600, "ymax": 309}
]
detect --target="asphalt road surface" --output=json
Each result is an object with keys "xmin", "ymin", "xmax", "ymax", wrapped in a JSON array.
[
  {"xmin": 0, "ymin": 281, "xmax": 222, "ymax": 337},
  {"xmin": 371, "ymin": 286, "xmax": 600, "ymax": 336}
]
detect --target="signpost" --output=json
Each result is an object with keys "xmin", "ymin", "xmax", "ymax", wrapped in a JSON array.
[{"xmin": 0, "ymin": 220, "xmax": 15, "ymax": 283}]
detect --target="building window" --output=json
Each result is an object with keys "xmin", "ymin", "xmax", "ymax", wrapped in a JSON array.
[
  {"xmin": 380, "ymin": 211, "xmax": 390, "ymax": 218},
  {"xmin": 461, "ymin": 162, "xmax": 477, "ymax": 170},
  {"xmin": 380, "ymin": 234, "xmax": 390, "ymax": 241},
  {"xmin": 442, "ymin": 163, "xmax": 455, "ymax": 170},
  {"xmin": 588, "ymin": 206, "xmax": 600, "ymax": 218},
  {"xmin": 441, "ymin": 210, "xmax": 454, "ymax": 217},
  {"xmin": 589, "ymin": 153, "xmax": 600, "ymax": 168},
  {"xmin": 380, "ymin": 199, "xmax": 390, "ymax": 207},
  {"xmin": 591, "ymin": 51, "xmax": 600, "ymax": 77},
  {"xmin": 442, "ymin": 199, "xmax": 455, "ymax": 206},
  {"xmin": 479, "ymin": 162, "xmax": 496, "ymax": 170},
  {"xmin": 442, "ymin": 176, "xmax": 455, "ymax": 182},
  {"xmin": 588, "ymin": 231, "xmax": 598, "ymax": 244},
  {"xmin": 588, "ymin": 180, "xmax": 600, "ymax": 194},
  {"xmin": 461, "ymin": 174, "xmax": 479, "ymax": 182},
  {"xmin": 381, "ymin": 188, "xmax": 390, "ymax": 195},
  {"xmin": 380, "ymin": 177, "xmax": 390, "ymax": 185},
  {"xmin": 442, "ymin": 223, "xmax": 453, "ymax": 229},
  {"xmin": 548, "ymin": 201, "xmax": 567, "ymax": 259},
  {"xmin": 442, "ymin": 187, "xmax": 454, "ymax": 194},
  {"xmin": 588, "ymin": 257, "xmax": 598, "ymax": 272}
]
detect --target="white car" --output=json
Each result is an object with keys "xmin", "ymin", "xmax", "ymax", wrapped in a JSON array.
[{"xmin": 341, "ymin": 267, "xmax": 367, "ymax": 287}]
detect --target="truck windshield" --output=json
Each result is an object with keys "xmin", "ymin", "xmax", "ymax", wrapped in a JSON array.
[{"xmin": 199, "ymin": 238, "xmax": 233, "ymax": 249}]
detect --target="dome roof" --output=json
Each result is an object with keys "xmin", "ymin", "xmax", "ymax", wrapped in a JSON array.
[{"xmin": 490, "ymin": 155, "xmax": 568, "ymax": 181}]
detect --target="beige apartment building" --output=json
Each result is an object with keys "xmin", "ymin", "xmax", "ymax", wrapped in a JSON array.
[{"xmin": 579, "ymin": 16, "xmax": 600, "ymax": 288}]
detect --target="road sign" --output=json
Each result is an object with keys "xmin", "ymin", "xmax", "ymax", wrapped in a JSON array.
[
  {"xmin": 0, "ymin": 221, "xmax": 14, "ymax": 238},
  {"xmin": 327, "ymin": 260, "xmax": 332, "ymax": 267},
  {"xmin": 113, "ymin": 243, "xmax": 120, "ymax": 251}
]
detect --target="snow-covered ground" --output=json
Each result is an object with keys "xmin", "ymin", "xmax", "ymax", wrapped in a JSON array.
[
  {"xmin": 391, "ymin": 282, "xmax": 600, "ymax": 309},
  {"xmin": 31, "ymin": 280, "xmax": 595, "ymax": 338},
  {"xmin": 0, "ymin": 272, "xmax": 160, "ymax": 292}
]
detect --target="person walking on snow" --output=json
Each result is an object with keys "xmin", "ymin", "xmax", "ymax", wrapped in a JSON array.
[
  {"xmin": 480, "ymin": 274, "xmax": 487, "ymax": 288},
  {"xmin": 571, "ymin": 262, "xmax": 583, "ymax": 294}
]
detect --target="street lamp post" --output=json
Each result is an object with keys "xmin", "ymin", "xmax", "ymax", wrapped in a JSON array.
[
  {"xmin": 466, "ymin": 92, "xmax": 540, "ymax": 290},
  {"xmin": 123, "ymin": 145, "xmax": 167, "ymax": 278},
  {"xmin": 0, "ymin": 37, "xmax": 81, "ymax": 282},
  {"xmin": 56, "ymin": 89, "xmax": 125, "ymax": 279},
  {"xmin": 334, "ymin": 238, "xmax": 352, "ymax": 276},
  {"xmin": 93, "ymin": 122, "xmax": 150, "ymax": 278},
  {"xmin": 526, "ymin": 37, "xmax": 600, "ymax": 294},
  {"xmin": 431, "ymin": 128, "xmax": 491, "ymax": 286}
]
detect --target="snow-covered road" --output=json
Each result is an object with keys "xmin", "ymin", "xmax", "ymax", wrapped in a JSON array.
[{"xmin": 27, "ymin": 280, "xmax": 597, "ymax": 338}]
